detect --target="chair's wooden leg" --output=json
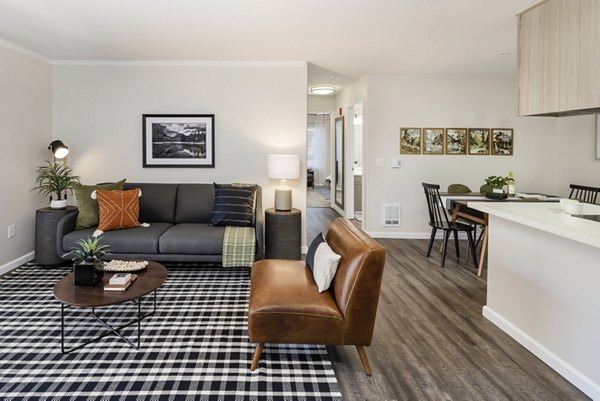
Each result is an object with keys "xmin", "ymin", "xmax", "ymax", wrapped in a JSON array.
[
  {"xmin": 251, "ymin": 343, "xmax": 264, "ymax": 371},
  {"xmin": 477, "ymin": 226, "xmax": 488, "ymax": 277},
  {"xmin": 355, "ymin": 345, "xmax": 372, "ymax": 376}
]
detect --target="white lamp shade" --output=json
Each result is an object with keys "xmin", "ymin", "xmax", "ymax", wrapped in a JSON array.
[{"xmin": 267, "ymin": 154, "xmax": 300, "ymax": 180}]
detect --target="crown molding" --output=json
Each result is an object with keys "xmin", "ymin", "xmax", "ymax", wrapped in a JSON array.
[
  {"xmin": 51, "ymin": 60, "xmax": 306, "ymax": 67},
  {"xmin": 0, "ymin": 38, "xmax": 52, "ymax": 64},
  {"xmin": 0, "ymin": 38, "xmax": 306, "ymax": 68}
]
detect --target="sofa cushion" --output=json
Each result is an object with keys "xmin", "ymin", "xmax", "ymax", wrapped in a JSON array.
[
  {"xmin": 72, "ymin": 179, "xmax": 126, "ymax": 229},
  {"xmin": 211, "ymin": 184, "xmax": 256, "ymax": 226},
  {"xmin": 174, "ymin": 184, "xmax": 215, "ymax": 224},
  {"xmin": 124, "ymin": 183, "xmax": 177, "ymax": 223},
  {"xmin": 63, "ymin": 223, "xmax": 173, "ymax": 255},
  {"xmin": 96, "ymin": 189, "xmax": 141, "ymax": 232},
  {"xmin": 159, "ymin": 224, "xmax": 225, "ymax": 255}
]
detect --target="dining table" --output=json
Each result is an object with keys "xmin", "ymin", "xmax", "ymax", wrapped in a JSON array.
[{"xmin": 439, "ymin": 192, "xmax": 560, "ymax": 276}]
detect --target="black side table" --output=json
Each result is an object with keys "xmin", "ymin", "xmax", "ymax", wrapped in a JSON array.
[
  {"xmin": 35, "ymin": 206, "xmax": 77, "ymax": 266},
  {"xmin": 265, "ymin": 208, "xmax": 301, "ymax": 260}
]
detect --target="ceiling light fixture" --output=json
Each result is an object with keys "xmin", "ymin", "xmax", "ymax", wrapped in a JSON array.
[{"xmin": 310, "ymin": 85, "xmax": 336, "ymax": 95}]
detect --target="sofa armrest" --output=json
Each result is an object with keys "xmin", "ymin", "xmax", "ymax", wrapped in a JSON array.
[
  {"xmin": 56, "ymin": 210, "xmax": 78, "ymax": 259},
  {"xmin": 255, "ymin": 186, "xmax": 264, "ymax": 260}
]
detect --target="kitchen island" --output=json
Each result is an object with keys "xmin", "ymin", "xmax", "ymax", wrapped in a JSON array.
[{"xmin": 469, "ymin": 201, "xmax": 600, "ymax": 400}]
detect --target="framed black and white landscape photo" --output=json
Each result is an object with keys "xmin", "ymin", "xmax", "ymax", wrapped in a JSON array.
[{"xmin": 143, "ymin": 114, "xmax": 215, "ymax": 167}]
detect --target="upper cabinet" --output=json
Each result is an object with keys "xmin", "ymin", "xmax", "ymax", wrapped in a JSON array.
[{"xmin": 517, "ymin": 0, "xmax": 600, "ymax": 116}]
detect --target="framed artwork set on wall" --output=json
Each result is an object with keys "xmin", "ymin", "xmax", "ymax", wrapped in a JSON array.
[{"xmin": 400, "ymin": 127, "xmax": 513, "ymax": 156}]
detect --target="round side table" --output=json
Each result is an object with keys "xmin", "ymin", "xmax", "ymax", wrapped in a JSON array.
[
  {"xmin": 265, "ymin": 208, "xmax": 301, "ymax": 260},
  {"xmin": 35, "ymin": 206, "xmax": 77, "ymax": 266}
]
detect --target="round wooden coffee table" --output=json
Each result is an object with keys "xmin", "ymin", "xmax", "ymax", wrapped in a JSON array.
[{"xmin": 53, "ymin": 261, "xmax": 167, "ymax": 353}]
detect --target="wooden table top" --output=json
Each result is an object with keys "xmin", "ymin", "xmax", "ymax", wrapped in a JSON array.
[{"xmin": 53, "ymin": 261, "xmax": 168, "ymax": 308}]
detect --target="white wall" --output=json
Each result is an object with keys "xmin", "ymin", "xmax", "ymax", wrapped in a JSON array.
[
  {"xmin": 53, "ymin": 62, "xmax": 309, "ymax": 245},
  {"xmin": 0, "ymin": 43, "xmax": 52, "ymax": 270},
  {"xmin": 307, "ymin": 95, "xmax": 335, "ymax": 114},
  {"xmin": 555, "ymin": 114, "xmax": 600, "ymax": 198},
  {"xmin": 338, "ymin": 74, "xmax": 558, "ymax": 236}
]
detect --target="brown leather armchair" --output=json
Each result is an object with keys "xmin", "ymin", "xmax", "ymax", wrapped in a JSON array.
[{"xmin": 248, "ymin": 217, "xmax": 386, "ymax": 375}]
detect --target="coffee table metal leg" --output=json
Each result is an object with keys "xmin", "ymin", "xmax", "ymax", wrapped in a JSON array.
[
  {"xmin": 60, "ymin": 293, "xmax": 157, "ymax": 354},
  {"xmin": 91, "ymin": 309, "xmax": 140, "ymax": 350}
]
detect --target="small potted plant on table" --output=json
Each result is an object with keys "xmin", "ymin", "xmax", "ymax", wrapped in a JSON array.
[
  {"xmin": 64, "ymin": 236, "xmax": 110, "ymax": 286},
  {"xmin": 32, "ymin": 161, "xmax": 80, "ymax": 209},
  {"xmin": 482, "ymin": 175, "xmax": 508, "ymax": 199}
]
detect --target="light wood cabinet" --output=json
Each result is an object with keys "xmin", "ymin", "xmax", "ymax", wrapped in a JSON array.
[{"xmin": 517, "ymin": 0, "xmax": 600, "ymax": 116}]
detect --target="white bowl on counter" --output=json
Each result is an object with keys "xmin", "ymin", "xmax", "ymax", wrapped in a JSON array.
[{"xmin": 559, "ymin": 198, "xmax": 583, "ymax": 214}]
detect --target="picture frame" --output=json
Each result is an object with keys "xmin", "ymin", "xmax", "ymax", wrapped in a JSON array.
[
  {"xmin": 142, "ymin": 114, "xmax": 215, "ymax": 168},
  {"xmin": 445, "ymin": 128, "xmax": 468, "ymax": 155},
  {"xmin": 422, "ymin": 128, "xmax": 444, "ymax": 155},
  {"xmin": 400, "ymin": 128, "xmax": 422, "ymax": 154},
  {"xmin": 491, "ymin": 128, "xmax": 514, "ymax": 155},
  {"xmin": 468, "ymin": 128, "xmax": 490, "ymax": 155}
]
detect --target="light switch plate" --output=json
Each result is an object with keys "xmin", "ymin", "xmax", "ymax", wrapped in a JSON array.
[{"xmin": 376, "ymin": 158, "xmax": 385, "ymax": 167}]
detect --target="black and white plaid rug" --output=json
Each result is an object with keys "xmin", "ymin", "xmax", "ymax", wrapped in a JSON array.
[{"xmin": 0, "ymin": 266, "xmax": 342, "ymax": 401}]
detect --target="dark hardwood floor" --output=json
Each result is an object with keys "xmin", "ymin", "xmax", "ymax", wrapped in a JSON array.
[{"xmin": 307, "ymin": 207, "xmax": 588, "ymax": 401}]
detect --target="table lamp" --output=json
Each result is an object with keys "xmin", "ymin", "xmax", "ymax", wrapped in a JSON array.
[{"xmin": 268, "ymin": 154, "xmax": 300, "ymax": 211}]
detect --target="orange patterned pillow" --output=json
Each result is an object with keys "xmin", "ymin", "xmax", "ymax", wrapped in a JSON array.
[{"xmin": 96, "ymin": 189, "xmax": 141, "ymax": 232}]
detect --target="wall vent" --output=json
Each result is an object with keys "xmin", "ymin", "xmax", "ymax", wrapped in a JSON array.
[{"xmin": 383, "ymin": 203, "xmax": 401, "ymax": 226}]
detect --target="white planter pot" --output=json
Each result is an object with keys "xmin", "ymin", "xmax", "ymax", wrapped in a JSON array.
[{"xmin": 50, "ymin": 199, "xmax": 68, "ymax": 209}]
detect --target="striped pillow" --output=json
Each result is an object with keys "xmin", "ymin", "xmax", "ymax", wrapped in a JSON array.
[
  {"xmin": 211, "ymin": 184, "xmax": 257, "ymax": 227},
  {"xmin": 96, "ymin": 189, "xmax": 141, "ymax": 232}
]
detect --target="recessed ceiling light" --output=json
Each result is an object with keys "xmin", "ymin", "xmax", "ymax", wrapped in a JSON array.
[{"xmin": 310, "ymin": 85, "xmax": 336, "ymax": 95}]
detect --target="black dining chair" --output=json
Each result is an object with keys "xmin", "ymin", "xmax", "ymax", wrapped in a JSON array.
[
  {"xmin": 446, "ymin": 183, "xmax": 483, "ymax": 262},
  {"xmin": 423, "ymin": 183, "xmax": 478, "ymax": 269},
  {"xmin": 569, "ymin": 184, "xmax": 600, "ymax": 204}
]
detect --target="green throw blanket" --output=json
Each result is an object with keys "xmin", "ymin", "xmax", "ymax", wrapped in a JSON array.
[{"xmin": 222, "ymin": 226, "xmax": 256, "ymax": 268}]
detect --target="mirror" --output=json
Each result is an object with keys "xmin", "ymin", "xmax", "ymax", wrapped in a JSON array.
[{"xmin": 334, "ymin": 116, "xmax": 344, "ymax": 209}]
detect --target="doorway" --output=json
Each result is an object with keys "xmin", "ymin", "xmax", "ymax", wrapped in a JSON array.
[
  {"xmin": 306, "ymin": 113, "xmax": 332, "ymax": 208},
  {"xmin": 352, "ymin": 103, "xmax": 363, "ymax": 222}
]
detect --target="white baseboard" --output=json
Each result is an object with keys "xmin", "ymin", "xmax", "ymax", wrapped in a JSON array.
[
  {"xmin": 367, "ymin": 231, "xmax": 471, "ymax": 240},
  {"xmin": 301, "ymin": 246, "xmax": 308, "ymax": 255},
  {"xmin": 367, "ymin": 231, "xmax": 431, "ymax": 239},
  {"xmin": 0, "ymin": 251, "xmax": 35, "ymax": 276},
  {"xmin": 483, "ymin": 306, "xmax": 600, "ymax": 400}
]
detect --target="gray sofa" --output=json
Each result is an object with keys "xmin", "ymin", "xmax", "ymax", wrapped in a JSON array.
[{"xmin": 56, "ymin": 183, "xmax": 263, "ymax": 263}]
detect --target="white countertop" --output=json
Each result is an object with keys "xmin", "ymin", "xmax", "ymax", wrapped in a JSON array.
[{"xmin": 469, "ymin": 202, "xmax": 600, "ymax": 249}]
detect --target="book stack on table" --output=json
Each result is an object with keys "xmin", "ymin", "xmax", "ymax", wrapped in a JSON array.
[{"xmin": 104, "ymin": 273, "xmax": 138, "ymax": 292}]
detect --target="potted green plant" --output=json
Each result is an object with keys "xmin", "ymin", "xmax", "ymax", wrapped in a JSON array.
[
  {"xmin": 63, "ymin": 236, "xmax": 110, "ymax": 286},
  {"xmin": 482, "ymin": 175, "xmax": 508, "ymax": 199},
  {"xmin": 32, "ymin": 161, "xmax": 80, "ymax": 209}
]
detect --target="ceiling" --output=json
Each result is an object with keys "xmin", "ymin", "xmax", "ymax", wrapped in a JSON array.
[{"xmin": 0, "ymin": 0, "xmax": 536, "ymax": 93}]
